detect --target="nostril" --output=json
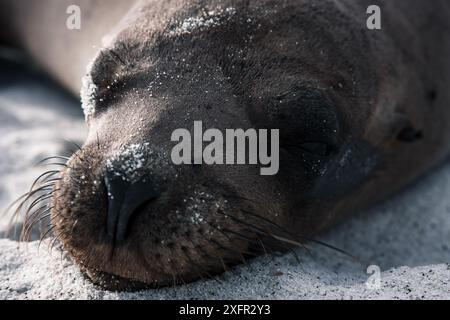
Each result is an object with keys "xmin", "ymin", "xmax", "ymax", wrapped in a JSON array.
[{"xmin": 104, "ymin": 170, "xmax": 160, "ymax": 244}]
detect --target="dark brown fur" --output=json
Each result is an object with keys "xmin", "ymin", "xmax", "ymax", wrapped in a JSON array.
[{"xmin": 2, "ymin": 0, "xmax": 450, "ymax": 290}]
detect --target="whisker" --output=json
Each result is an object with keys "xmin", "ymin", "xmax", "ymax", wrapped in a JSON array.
[
  {"xmin": 64, "ymin": 141, "xmax": 85, "ymax": 163},
  {"xmin": 35, "ymin": 156, "xmax": 70, "ymax": 166},
  {"xmin": 207, "ymin": 237, "xmax": 249, "ymax": 265},
  {"xmin": 3, "ymin": 181, "xmax": 55, "ymax": 218},
  {"xmin": 235, "ymin": 208, "xmax": 354, "ymax": 262},
  {"xmin": 220, "ymin": 225, "xmax": 297, "ymax": 262},
  {"xmin": 29, "ymin": 170, "xmax": 60, "ymax": 192},
  {"xmin": 24, "ymin": 191, "xmax": 58, "ymax": 219},
  {"xmin": 8, "ymin": 184, "xmax": 56, "ymax": 227},
  {"xmin": 64, "ymin": 139, "xmax": 83, "ymax": 152},
  {"xmin": 38, "ymin": 225, "xmax": 56, "ymax": 250},
  {"xmin": 220, "ymin": 227, "xmax": 264, "ymax": 250},
  {"xmin": 299, "ymin": 237, "xmax": 361, "ymax": 263},
  {"xmin": 22, "ymin": 206, "xmax": 53, "ymax": 242},
  {"xmin": 216, "ymin": 210, "xmax": 297, "ymax": 253},
  {"xmin": 49, "ymin": 234, "xmax": 62, "ymax": 253},
  {"xmin": 37, "ymin": 162, "xmax": 68, "ymax": 168}
]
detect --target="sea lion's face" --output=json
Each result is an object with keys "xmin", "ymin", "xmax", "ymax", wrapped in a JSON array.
[{"xmin": 52, "ymin": 2, "xmax": 384, "ymax": 289}]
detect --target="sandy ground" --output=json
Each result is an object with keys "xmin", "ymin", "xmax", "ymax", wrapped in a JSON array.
[{"xmin": 0, "ymin": 53, "xmax": 449, "ymax": 300}]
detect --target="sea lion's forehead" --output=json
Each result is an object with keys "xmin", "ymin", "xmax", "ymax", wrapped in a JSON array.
[{"xmin": 97, "ymin": 1, "xmax": 359, "ymax": 82}]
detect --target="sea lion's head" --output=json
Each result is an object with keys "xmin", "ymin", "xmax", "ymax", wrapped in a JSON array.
[{"xmin": 49, "ymin": 1, "xmax": 409, "ymax": 290}]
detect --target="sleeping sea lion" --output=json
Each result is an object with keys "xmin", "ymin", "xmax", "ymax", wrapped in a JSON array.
[{"xmin": 1, "ymin": 0, "xmax": 450, "ymax": 290}]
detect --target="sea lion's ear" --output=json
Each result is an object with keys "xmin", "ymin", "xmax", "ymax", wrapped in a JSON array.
[{"xmin": 377, "ymin": 111, "xmax": 424, "ymax": 144}]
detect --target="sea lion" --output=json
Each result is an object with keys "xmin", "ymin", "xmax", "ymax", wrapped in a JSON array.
[{"xmin": 1, "ymin": 0, "xmax": 450, "ymax": 290}]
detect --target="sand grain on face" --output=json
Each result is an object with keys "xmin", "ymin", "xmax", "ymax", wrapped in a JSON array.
[
  {"xmin": 170, "ymin": 7, "xmax": 237, "ymax": 35},
  {"xmin": 80, "ymin": 61, "xmax": 99, "ymax": 120},
  {"xmin": 105, "ymin": 143, "xmax": 174, "ymax": 186},
  {"xmin": 106, "ymin": 143, "xmax": 150, "ymax": 183}
]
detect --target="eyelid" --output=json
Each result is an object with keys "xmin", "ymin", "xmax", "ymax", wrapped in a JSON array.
[
  {"xmin": 272, "ymin": 85, "xmax": 331, "ymax": 105},
  {"xmin": 275, "ymin": 90, "xmax": 297, "ymax": 101}
]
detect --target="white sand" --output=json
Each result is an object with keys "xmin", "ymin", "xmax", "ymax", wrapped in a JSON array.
[{"xmin": 0, "ymin": 55, "xmax": 449, "ymax": 300}]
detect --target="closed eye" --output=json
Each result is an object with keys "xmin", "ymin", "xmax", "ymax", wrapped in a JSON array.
[{"xmin": 282, "ymin": 141, "xmax": 335, "ymax": 157}]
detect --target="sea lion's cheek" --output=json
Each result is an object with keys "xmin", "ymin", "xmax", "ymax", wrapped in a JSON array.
[{"xmin": 310, "ymin": 139, "xmax": 381, "ymax": 201}]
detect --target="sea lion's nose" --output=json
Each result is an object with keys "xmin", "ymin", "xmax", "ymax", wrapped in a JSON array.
[{"xmin": 104, "ymin": 167, "xmax": 160, "ymax": 244}]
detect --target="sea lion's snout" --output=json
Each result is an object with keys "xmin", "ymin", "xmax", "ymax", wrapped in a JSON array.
[{"xmin": 51, "ymin": 140, "xmax": 271, "ymax": 290}]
